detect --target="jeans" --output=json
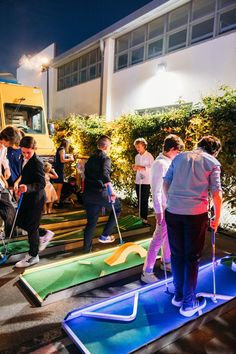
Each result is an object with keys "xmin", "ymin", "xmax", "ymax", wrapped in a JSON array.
[
  {"xmin": 135, "ymin": 184, "xmax": 150, "ymax": 220},
  {"xmin": 143, "ymin": 218, "xmax": 171, "ymax": 273},
  {"xmin": 83, "ymin": 191, "xmax": 121, "ymax": 252},
  {"xmin": 165, "ymin": 210, "xmax": 208, "ymax": 307}
]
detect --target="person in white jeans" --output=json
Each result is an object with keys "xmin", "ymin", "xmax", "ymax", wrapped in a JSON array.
[{"xmin": 141, "ymin": 134, "xmax": 184, "ymax": 284}]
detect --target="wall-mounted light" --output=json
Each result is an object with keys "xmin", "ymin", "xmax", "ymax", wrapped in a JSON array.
[{"xmin": 157, "ymin": 63, "xmax": 167, "ymax": 73}]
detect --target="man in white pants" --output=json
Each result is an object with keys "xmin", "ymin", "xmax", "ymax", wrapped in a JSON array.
[{"xmin": 141, "ymin": 135, "xmax": 184, "ymax": 283}]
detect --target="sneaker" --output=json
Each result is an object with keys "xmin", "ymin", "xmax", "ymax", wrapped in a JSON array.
[
  {"xmin": 39, "ymin": 230, "xmax": 55, "ymax": 251},
  {"xmin": 15, "ymin": 254, "xmax": 39, "ymax": 268},
  {"xmin": 98, "ymin": 235, "xmax": 115, "ymax": 243},
  {"xmin": 172, "ymin": 295, "xmax": 183, "ymax": 307},
  {"xmin": 180, "ymin": 296, "xmax": 206, "ymax": 317},
  {"xmin": 141, "ymin": 271, "xmax": 159, "ymax": 284},
  {"xmin": 160, "ymin": 262, "xmax": 172, "ymax": 272},
  {"xmin": 142, "ymin": 218, "xmax": 148, "ymax": 224}
]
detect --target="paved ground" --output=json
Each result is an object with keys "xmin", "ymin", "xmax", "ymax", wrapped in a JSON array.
[{"xmin": 0, "ymin": 207, "xmax": 236, "ymax": 354}]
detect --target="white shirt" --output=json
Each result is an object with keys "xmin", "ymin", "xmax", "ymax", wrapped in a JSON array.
[
  {"xmin": 150, "ymin": 153, "xmax": 171, "ymax": 214},
  {"xmin": 135, "ymin": 150, "xmax": 154, "ymax": 185}
]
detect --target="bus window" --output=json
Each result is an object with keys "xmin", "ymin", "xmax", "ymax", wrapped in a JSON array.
[{"xmin": 4, "ymin": 104, "xmax": 46, "ymax": 134}]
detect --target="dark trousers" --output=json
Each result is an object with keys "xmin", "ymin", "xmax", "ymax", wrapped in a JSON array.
[
  {"xmin": 165, "ymin": 210, "xmax": 208, "ymax": 307},
  {"xmin": 83, "ymin": 192, "xmax": 121, "ymax": 252},
  {"xmin": 135, "ymin": 184, "xmax": 150, "ymax": 220},
  {"xmin": 0, "ymin": 191, "xmax": 16, "ymax": 237}
]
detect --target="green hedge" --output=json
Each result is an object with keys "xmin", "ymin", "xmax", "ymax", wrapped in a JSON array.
[{"xmin": 53, "ymin": 86, "xmax": 236, "ymax": 210}]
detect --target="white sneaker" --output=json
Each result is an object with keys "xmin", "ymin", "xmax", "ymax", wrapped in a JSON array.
[
  {"xmin": 15, "ymin": 254, "xmax": 39, "ymax": 268},
  {"xmin": 39, "ymin": 230, "xmax": 55, "ymax": 251},
  {"xmin": 141, "ymin": 271, "xmax": 159, "ymax": 284},
  {"xmin": 98, "ymin": 235, "xmax": 115, "ymax": 243}
]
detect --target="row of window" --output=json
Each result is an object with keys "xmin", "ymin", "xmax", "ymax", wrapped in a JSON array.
[
  {"xmin": 57, "ymin": 0, "xmax": 236, "ymax": 90},
  {"xmin": 115, "ymin": 0, "xmax": 236, "ymax": 70},
  {"xmin": 58, "ymin": 48, "xmax": 101, "ymax": 91}
]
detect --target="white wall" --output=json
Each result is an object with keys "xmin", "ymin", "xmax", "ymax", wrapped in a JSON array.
[
  {"xmin": 52, "ymin": 78, "xmax": 100, "ymax": 119},
  {"xmin": 110, "ymin": 31, "xmax": 236, "ymax": 118},
  {"xmin": 16, "ymin": 43, "xmax": 55, "ymax": 120}
]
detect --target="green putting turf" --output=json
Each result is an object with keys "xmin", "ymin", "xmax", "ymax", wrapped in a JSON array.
[
  {"xmin": 41, "ymin": 211, "xmax": 87, "ymax": 224},
  {"xmin": 0, "ymin": 215, "xmax": 145, "ymax": 256},
  {"xmin": 21, "ymin": 239, "xmax": 152, "ymax": 300}
]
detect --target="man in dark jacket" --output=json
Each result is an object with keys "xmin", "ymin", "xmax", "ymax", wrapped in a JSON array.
[{"xmin": 83, "ymin": 135, "xmax": 121, "ymax": 253}]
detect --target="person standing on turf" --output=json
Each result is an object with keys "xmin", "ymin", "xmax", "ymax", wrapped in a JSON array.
[
  {"xmin": 163, "ymin": 135, "xmax": 222, "ymax": 317},
  {"xmin": 83, "ymin": 135, "xmax": 121, "ymax": 253}
]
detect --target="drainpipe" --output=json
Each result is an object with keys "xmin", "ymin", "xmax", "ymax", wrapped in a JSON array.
[{"xmin": 99, "ymin": 39, "xmax": 105, "ymax": 117}]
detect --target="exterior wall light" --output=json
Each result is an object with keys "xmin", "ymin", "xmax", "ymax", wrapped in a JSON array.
[{"xmin": 157, "ymin": 63, "xmax": 167, "ymax": 73}]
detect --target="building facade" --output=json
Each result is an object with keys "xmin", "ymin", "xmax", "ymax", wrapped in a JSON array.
[{"xmin": 17, "ymin": 0, "xmax": 236, "ymax": 121}]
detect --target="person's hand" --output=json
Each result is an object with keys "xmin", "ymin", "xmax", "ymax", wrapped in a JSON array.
[
  {"xmin": 132, "ymin": 164, "xmax": 137, "ymax": 171},
  {"xmin": 210, "ymin": 218, "xmax": 220, "ymax": 231},
  {"xmin": 110, "ymin": 194, "xmax": 116, "ymax": 203},
  {"xmin": 17, "ymin": 184, "xmax": 27, "ymax": 196},
  {"xmin": 4, "ymin": 168, "xmax": 11, "ymax": 180},
  {"xmin": 155, "ymin": 212, "xmax": 164, "ymax": 225}
]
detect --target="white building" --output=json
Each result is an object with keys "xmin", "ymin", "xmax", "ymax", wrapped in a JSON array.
[{"xmin": 17, "ymin": 0, "xmax": 236, "ymax": 121}]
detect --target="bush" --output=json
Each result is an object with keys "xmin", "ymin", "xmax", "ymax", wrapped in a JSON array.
[{"xmin": 53, "ymin": 87, "xmax": 236, "ymax": 211}]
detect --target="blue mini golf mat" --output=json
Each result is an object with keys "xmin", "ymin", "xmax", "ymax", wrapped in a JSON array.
[{"xmin": 62, "ymin": 257, "xmax": 236, "ymax": 354}]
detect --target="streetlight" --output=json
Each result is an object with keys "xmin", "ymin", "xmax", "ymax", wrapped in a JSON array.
[{"xmin": 41, "ymin": 61, "xmax": 50, "ymax": 122}]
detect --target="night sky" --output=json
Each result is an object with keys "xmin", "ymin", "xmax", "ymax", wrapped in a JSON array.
[{"xmin": 0, "ymin": 0, "xmax": 153, "ymax": 75}]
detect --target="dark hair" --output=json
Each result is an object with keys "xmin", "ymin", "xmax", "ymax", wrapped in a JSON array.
[
  {"xmin": 134, "ymin": 138, "xmax": 148, "ymax": 148},
  {"xmin": 1, "ymin": 126, "xmax": 23, "ymax": 146},
  {"xmin": 163, "ymin": 134, "xmax": 185, "ymax": 152},
  {"xmin": 59, "ymin": 138, "xmax": 70, "ymax": 149},
  {"xmin": 97, "ymin": 135, "xmax": 111, "ymax": 149},
  {"xmin": 20, "ymin": 136, "xmax": 37, "ymax": 149},
  {"xmin": 197, "ymin": 135, "xmax": 221, "ymax": 155}
]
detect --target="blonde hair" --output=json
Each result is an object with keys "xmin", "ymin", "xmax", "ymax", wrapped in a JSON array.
[
  {"xmin": 44, "ymin": 162, "xmax": 52, "ymax": 173},
  {"xmin": 134, "ymin": 137, "xmax": 148, "ymax": 148}
]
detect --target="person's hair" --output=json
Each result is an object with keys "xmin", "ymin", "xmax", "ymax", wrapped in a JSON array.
[
  {"xmin": 1, "ymin": 126, "xmax": 23, "ymax": 147},
  {"xmin": 20, "ymin": 136, "xmax": 37, "ymax": 149},
  {"xmin": 59, "ymin": 138, "xmax": 70, "ymax": 149},
  {"xmin": 97, "ymin": 135, "xmax": 111, "ymax": 149},
  {"xmin": 134, "ymin": 138, "xmax": 148, "ymax": 148},
  {"xmin": 163, "ymin": 134, "xmax": 185, "ymax": 152},
  {"xmin": 44, "ymin": 162, "xmax": 52, "ymax": 172},
  {"xmin": 197, "ymin": 135, "xmax": 221, "ymax": 155}
]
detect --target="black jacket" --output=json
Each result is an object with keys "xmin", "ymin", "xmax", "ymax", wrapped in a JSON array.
[
  {"xmin": 84, "ymin": 149, "xmax": 111, "ymax": 194},
  {"xmin": 16, "ymin": 153, "xmax": 46, "ymax": 231}
]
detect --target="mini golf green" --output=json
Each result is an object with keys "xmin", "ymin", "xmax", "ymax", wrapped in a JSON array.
[
  {"xmin": 1, "ymin": 215, "xmax": 148, "ymax": 259},
  {"xmin": 19, "ymin": 238, "xmax": 156, "ymax": 305}
]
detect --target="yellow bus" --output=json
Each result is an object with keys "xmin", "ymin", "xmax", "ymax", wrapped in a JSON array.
[{"xmin": 0, "ymin": 78, "xmax": 55, "ymax": 159}]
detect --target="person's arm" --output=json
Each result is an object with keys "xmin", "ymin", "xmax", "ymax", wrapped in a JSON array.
[
  {"xmin": 151, "ymin": 161, "xmax": 165, "ymax": 225},
  {"xmin": 210, "ymin": 190, "xmax": 223, "ymax": 231},
  {"xmin": 17, "ymin": 160, "xmax": 45, "ymax": 196},
  {"xmin": 2, "ymin": 148, "xmax": 11, "ymax": 180},
  {"xmin": 209, "ymin": 165, "xmax": 223, "ymax": 231},
  {"xmin": 48, "ymin": 169, "xmax": 58, "ymax": 179},
  {"xmin": 59, "ymin": 149, "xmax": 74, "ymax": 163}
]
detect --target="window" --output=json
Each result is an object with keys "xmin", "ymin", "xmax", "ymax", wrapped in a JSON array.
[
  {"xmin": 219, "ymin": 8, "xmax": 236, "ymax": 33},
  {"xmin": 117, "ymin": 53, "xmax": 128, "ymax": 69},
  {"xmin": 131, "ymin": 47, "xmax": 144, "ymax": 65},
  {"xmin": 116, "ymin": 34, "xmax": 129, "ymax": 53},
  {"xmin": 57, "ymin": 47, "xmax": 101, "ymax": 90},
  {"xmin": 191, "ymin": 18, "xmax": 214, "ymax": 43},
  {"xmin": 131, "ymin": 26, "xmax": 145, "ymax": 46},
  {"xmin": 114, "ymin": 0, "xmax": 236, "ymax": 72},
  {"xmin": 219, "ymin": 0, "xmax": 236, "ymax": 9},
  {"xmin": 192, "ymin": 0, "xmax": 215, "ymax": 20},
  {"xmin": 168, "ymin": 4, "xmax": 189, "ymax": 31},
  {"xmin": 147, "ymin": 39, "xmax": 163, "ymax": 58},
  {"xmin": 4, "ymin": 104, "xmax": 46, "ymax": 134},
  {"xmin": 148, "ymin": 17, "xmax": 164, "ymax": 39},
  {"xmin": 168, "ymin": 29, "xmax": 187, "ymax": 52}
]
